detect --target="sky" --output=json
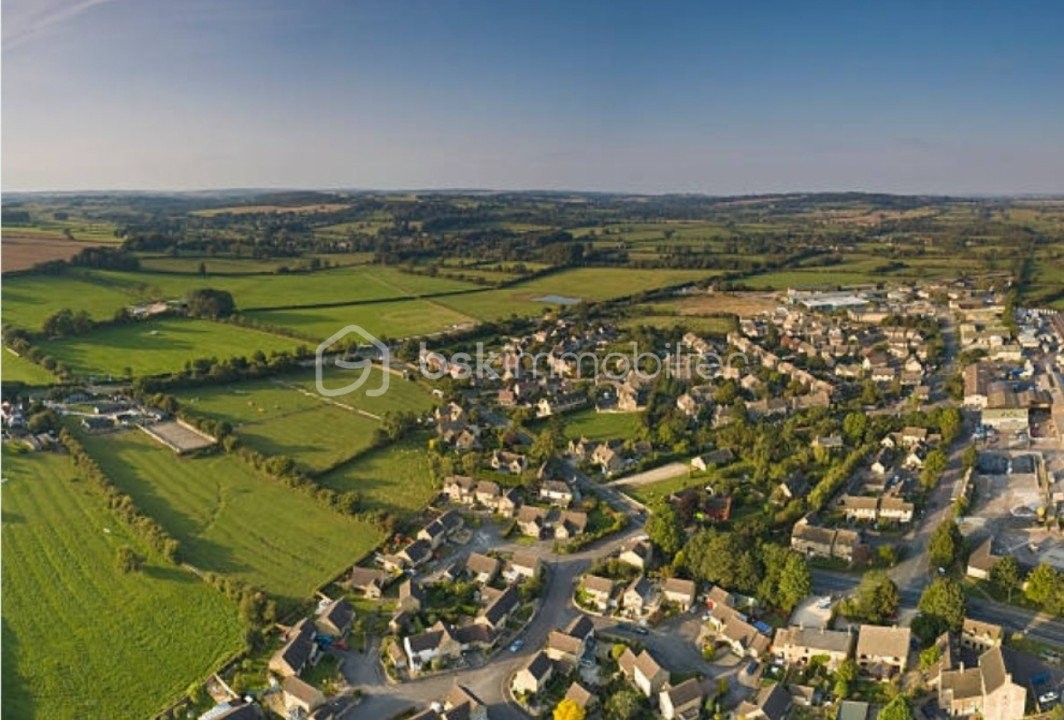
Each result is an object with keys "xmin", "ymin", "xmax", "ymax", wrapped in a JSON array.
[{"xmin": 2, "ymin": 0, "xmax": 1063, "ymax": 194}]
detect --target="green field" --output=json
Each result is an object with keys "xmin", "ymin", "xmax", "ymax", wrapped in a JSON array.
[
  {"xmin": 137, "ymin": 255, "xmax": 300, "ymax": 274},
  {"xmin": 36, "ymin": 318, "xmax": 305, "ymax": 378},
  {"xmin": 1, "ymin": 450, "xmax": 244, "ymax": 720},
  {"xmin": 2, "ymin": 272, "xmax": 144, "ymax": 330},
  {"xmin": 318, "ymin": 435, "xmax": 437, "ymax": 516},
  {"xmin": 621, "ymin": 314, "xmax": 734, "ymax": 336},
  {"xmin": 622, "ymin": 473, "xmax": 711, "ymax": 506},
  {"xmin": 436, "ymin": 267, "xmax": 717, "ymax": 320},
  {"xmin": 1, "ymin": 351, "xmax": 56, "ymax": 386},
  {"xmin": 563, "ymin": 409, "xmax": 645, "ymax": 442},
  {"xmin": 77, "ymin": 430, "xmax": 383, "ymax": 603},
  {"xmin": 173, "ymin": 369, "xmax": 434, "ymax": 472},
  {"xmin": 246, "ymin": 297, "xmax": 476, "ymax": 341}
]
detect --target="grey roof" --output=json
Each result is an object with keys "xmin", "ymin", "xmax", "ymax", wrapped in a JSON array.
[
  {"xmin": 663, "ymin": 677, "xmax": 702, "ymax": 707},
  {"xmin": 523, "ymin": 651, "xmax": 553, "ymax": 680},
  {"xmin": 480, "ymin": 584, "xmax": 520, "ymax": 626}
]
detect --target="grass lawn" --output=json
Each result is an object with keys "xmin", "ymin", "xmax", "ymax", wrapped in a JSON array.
[
  {"xmin": 1, "ymin": 449, "xmax": 245, "ymax": 720},
  {"xmin": 623, "ymin": 472, "xmax": 712, "ymax": 506},
  {"xmin": 1, "ymin": 272, "xmax": 143, "ymax": 330},
  {"xmin": 173, "ymin": 369, "xmax": 434, "ymax": 472},
  {"xmin": 1, "ymin": 350, "xmax": 56, "ymax": 386},
  {"xmin": 37, "ymin": 318, "xmax": 305, "ymax": 378},
  {"xmin": 77, "ymin": 430, "xmax": 383, "ymax": 605},
  {"xmin": 246, "ymin": 297, "xmax": 476, "ymax": 341},
  {"xmin": 563, "ymin": 409, "xmax": 645, "ymax": 442},
  {"xmin": 318, "ymin": 434, "xmax": 438, "ymax": 516}
]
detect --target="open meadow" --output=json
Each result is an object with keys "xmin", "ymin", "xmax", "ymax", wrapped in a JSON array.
[
  {"xmin": 245, "ymin": 297, "xmax": 476, "ymax": 341},
  {"xmin": 36, "ymin": 318, "xmax": 306, "ymax": 378},
  {"xmin": 1, "ymin": 450, "xmax": 245, "ymax": 720},
  {"xmin": 318, "ymin": 434, "xmax": 437, "ymax": 516},
  {"xmin": 1, "ymin": 350, "xmax": 57, "ymax": 386},
  {"xmin": 77, "ymin": 430, "xmax": 383, "ymax": 604},
  {"xmin": 562, "ymin": 409, "xmax": 646, "ymax": 442}
]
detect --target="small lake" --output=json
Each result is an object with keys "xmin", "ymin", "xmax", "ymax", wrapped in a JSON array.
[{"xmin": 534, "ymin": 294, "xmax": 582, "ymax": 305}]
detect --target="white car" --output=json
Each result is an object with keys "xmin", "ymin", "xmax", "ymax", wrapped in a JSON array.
[{"xmin": 1039, "ymin": 691, "xmax": 1059, "ymax": 705}]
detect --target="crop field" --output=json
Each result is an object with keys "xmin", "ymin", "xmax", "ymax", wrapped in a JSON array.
[
  {"xmin": 1, "ymin": 450, "xmax": 245, "ymax": 720},
  {"xmin": 1, "ymin": 351, "xmax": 57, "ymax": 386},
  {"xmin": 190, "ymin": 203, "xmax": 352, "ymax": 216},
  {"xmin": 246, "ymin": 297, "xmax": 477, "ymax": 341},
  {"xmin": 1, "ymin": 233, "xmax": 118, "ymax": 272},
  {"xmin": 318, "ymin": 435, "xmax": 437, "ymax": 516},
  {"xmin": 437, "ymin": 267, "xmax": 718, "ymax": 320},
  {"xmin": 1, "ymin": 271, "xmax": 145, "ymax": 330},
  {"xmin": 36, "ymin": 318, "xmax": 305, "ymax": 378},
  {"xmin": 77, "ymin": 430, "xmax": 383, "ymax": 604},
  {"xmin": 562, "ymin": 409, "xmax": 645, "ymax": 442},
  {"xmin": 173, "ymin": 369, "xmax": 433, "ymax": 471}
]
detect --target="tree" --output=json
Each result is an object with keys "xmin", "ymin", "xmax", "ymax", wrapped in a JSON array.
[
  {"xmin": 604, "ymin": 688, "xmax": 643, "ymax": 720},
  {"xmin": 989, "ymin": 556, "xmax": 1021, "ymax": 602},
  {"xmin": 646, "ymin": 501, "xmax": 685, "ymax": 559},
  {"xmin": 553, "ymin": 698, "xmax": 586, "ymax": 720},
  {"xmin": 844, "ymin": 571, "xmax": 900, "ymax": 623},
  {"xmin": 918, "ymin": 577, "xmax": 967, "ymax": 637},
  {"xmin": 928, "ymin": 519, "xmax": 962, "ymax": 569},
  {"xmin": 776, "ymin": 553, "xmax": 812, "ymax": 614},
  {"xmin": 879, "ymin": 696, "xmax": 916, "ymax": 720},
  {"xmin": 919, "ymin": 644, "xmax": 942, "ymax": 670},
  {"xmin": 27, "ymin": 408, "xmax": 61, "ymax": 433},
  {"xmin": 1024, "ymin": 563, "xmax": 1064, "ymax": 616},
  {"xmin": 938, "ymin": 407, "xmax": 962, "ymax": 444},
  {"xmin": 920, "ymin": 449, "xmax": 949, "ymax": 491},
  {"xmin": 186, "ymin": 288, "xmax": 236, "ymax": 318},
  {"xmin": 115, "ymin": 545, "xmax": 144, "ymax": 574},
  {"xmin": 842, "ymin": 412, "xmax": 869, "ymax": 444}
]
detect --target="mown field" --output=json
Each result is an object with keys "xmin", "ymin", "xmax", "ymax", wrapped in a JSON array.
[
  {"xmin": 77, "ymin": 430, "xmax": 383, "ymax": 604},
  {"xmin": 621, "ymin": 314, "xmax": 735, "ymax": 336},
  {"xmin": 436, "ymin": 267, "xmax": 718, "ymax": 320},
  {"xmin": 1, "ymin": 450, "xmax": 245, "ymax": 720},
  {"xmin": 173, "ymin": 369, "xmax": 434, "ymax": 472},
  {"xmin": 36, "ymin": 318, "xmax": 305, "ymax": 378},
  {"xmin": 245, "ymin": 297, "xmax": 477, "ymax": 341},
  {"xmin": 318, "ymin": 434, "xmax": 437, "ymax": 516},
  {"xmin": 562, "ymin": 409, "xmax": 645, "ymax": 442},
  {"xmin": 2, "ymin": 272, "xmax": 144, "ymax": 330},
  {"xmin": 1, "ymin": 350, "xmax": 57, "ymax": 385}
]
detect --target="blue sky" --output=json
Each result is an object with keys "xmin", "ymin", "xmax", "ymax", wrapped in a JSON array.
[{"xmin": 3, "ymin": 0, "xmax": 1062, "ymax": 193}]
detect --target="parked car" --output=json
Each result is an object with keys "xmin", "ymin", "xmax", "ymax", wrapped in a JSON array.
[{"xmin": 509, "ymin": 639, "xmax": 524, "ymax": 653}]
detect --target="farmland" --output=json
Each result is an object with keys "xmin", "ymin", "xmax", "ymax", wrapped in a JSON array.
[
  {"xmin": 562, "ymin": 409, "xmax": 645, "ymax": 442},
  {"xmin": 1, "ymin": 350, "xmax": 57, "ymax": 386},
  {"xmin": 245, "ymin": 297, "xmax": 476, "ymax": 341},
  {"xmin": 1, "ymin": 450, "xmax": 245, "ymax": 720},
  {"xmin": 76, "ymin": 430, "xmax": 383, "ymax": 604},
  {"xmin": 2, "ymin": 271, "xmax": 145, "ymax": 331},
  {"xmin": 36, "ymin": 318, "xmax": 305, "ymax": 378},
  {"xmin": 318, "ymin": 434, "xmax": 438, "ymax": 516},
  {"xmin": 1, "ymin": 233, "xmax": 118, "ymax": 272},
  {"xmin": 172, "ymin": 369, "xmax": 435, "ymax": 472}
]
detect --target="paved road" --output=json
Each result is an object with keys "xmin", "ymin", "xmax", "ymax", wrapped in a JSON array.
[{"xmin": 606, "ymin": 461, "xmax": 690, "ymax": 490}]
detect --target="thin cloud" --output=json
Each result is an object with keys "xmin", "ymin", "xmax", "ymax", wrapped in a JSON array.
[{"xmin": 3, "ymin": 0, "xmax": 118, "ymax": 50}]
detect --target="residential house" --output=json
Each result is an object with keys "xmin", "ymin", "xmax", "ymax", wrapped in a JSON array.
[
  {"xmin": 546, "ymin": 616, "xmax": 594, "ymax": 664},
  {"xmin": 812, "ymin": 435, "xmax": 844, "ymax": 452},
  {"xmin": 709, "ymin": 605, "xmax": 771, "ymax": 658},
  {"xmin": 621, "ymin": 575, "xmax": 658, "ymax": 619},
  {"xmin": 777, "ymin": 474, "xmax": 811, "ymax": 502},
  {"xmin": 465, "ymin": 553, "xmax": 500, "ymax": 585},
  {"xmin": 512, "ymin": 651, "xmax": 554, "ymax": 696},
  {"xmin": 966, "ymin": 538, "xmax": 999, "ymax": 580},
  {"xmin": 269, "ymin": 619, "xmax": 320, "ymax": 678},
  {"xmin": 659, "ymin": 678, "xmax": 704, "ymax": 720},
  {"xmin": 839, "ymin": 495, "xmax": 879, "ymax": 523},
  {"xmin": 900, "ymin": 426, "xmax": 928, "ymax": 447},
  {"xmin": 580, "ymin": 574, "xmax": 614, "ymax": 612},
  {"xmin": 961, "ymin": 618, "xmax": 1004, "ymax": 653},
  {"xmin": 836, "ymin": 700, "xmax": 872, "ymax": 720},
  {"xmin": 878, "ymin": 496, "xmax": 914, "ymax": 524},
  {"xmin": 281, "ymin": 676, "xmax": 325, "ymax": 716},
  {"xmin": 662, "ymin": 578, "xmax": 697, "ymax": 612},
  {"xmin": 736, "ymin": 682, "xmax": 792, "ymax": 720},
  {"xmin": 199, "ymin": 701, "xmax": 262, "ymax": 720},
  {"xmin": 397, "ymin": 539, "xmax": 434, "ymax": 569},
  {"xmin": 441, "ymin": 685, "xmax": 489, "ymax": 720},
  {"xmin": 619, "ymin": 648, "xmax": 668, "ymax": 698},
  {"xmin": 773, "ymin": 626, "xmax": 854, "ymax": 671},
  {"xmin": 398, "ymin": 579, "xmax": 426, "ymax": 613},
  {"xmin": 937, "ymin": 646, "xmax": 1026, "ymax": 720},
  {"xmin": 591, "ymin": 443, "xmax": 624, "ymax": 475},
  {"xmin": 618, "ymin": 538, "xmax": 654, "ymax": 571},
  {"xmin": 442, "ymin": 476, "xmax": 476, "ymax": 505},
  {"xmin": 316, "ymin": 597, "xmax": 354, "ymax": 638},
  {"xmin": 554, "ymin": 510, "xmax": 588, "ymax": 540},
  {"xmin": 516, "ymin": 505, "xmax": 550, "ymax": 538},
  {"xmin": 404, "ymin": 622, "xmax": 462, "ymax": 670},
  {"xmin": 855, "ymin": 625, "xmax": 910, "ymax": 677},
  {"xmin": 539, "ymin": 480, "xmax": 574, "ymax": 507},
  {"xmin": 476, "ymin": 585, "xmax": 520, "ymax": 630},
  {"xmin": 504, "ymin": 552, "xmax": 541, "ymax": 582},
  {"xmin": 418, "ymin": 510, "xmax": 465, "ymax": 549},
  {"xmin": 564, "ymin": 682, "xmax": 596, "ymax": 712},
  {"xmin": 691, "ymin": 448, "xmax": 735, "ymax": 472},
  {"xmin": 491, "ymin": 450, "xmax": 528, "ymax": 475},
  {"xmin": 349, "ymin": 566, "xmax": 385, "ymax": 599}
]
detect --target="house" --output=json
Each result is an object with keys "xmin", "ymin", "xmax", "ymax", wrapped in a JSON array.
[
  {"xmin": 871, "ymin": 448, "xmax": 895, "ymax": 475},
  {"xmin": 539, "ymin": 480, "xmax": 574, "ymax": 507},
  {"xmin": 404, "ymin": 622, "xmax": 462, "ymax": 669},
  {"xmin": 709, "ymin": 605, "xmax": 771, "ymax": 658},
  {"xmin": 773, "ymin": 626, "xmax": 854, "ymax": 671},
  {"xmin": 546, "ymin": 617, "xmax": 594, "ymax": 664},
  {"xmin": 281, "ymin": 676, "xmax": 325, "ymax": 716},
  {"xmin": 777, "ymin": 474, "xmax": 810, "ymax": 502},
  {"xmin": 855, "ymin": 624, "xmax": 910, "ymax": 677},
  {"xmin": 836, "ymin": 700, "xmax": 871, "ymax": 720},
  {"xmin": 442, "ymin": 475, "xmax": 476, "ymax": 504},
  {"xmin": 662, "ymin": 578, "xmax": 697, "ymax": 611},
  {"xmin": 474, "ymin": 481, "xmax": 502, "ymax": 506},
  {"xmin": 418, "ymin": 511, "xmax": 465, "ymax": 548},
  {"xmin": 398, "ymin": 579, "xmax": 426, "ymax": 613},
  {"xmin": 691, "ymin": 448, "xmax": 734, "ymax": 472},
  {"xmin": 790, "ymin": 519, "xmax": 835, "ymax": 558},
  {"xmin": 812, "ymin": 435, "xmax": 844, "ymax": 452},
  {"xmin": 465, "ymin": 552, "xmax": 501, "ymax": 585},
  {"xmin": 961, "ymin": 618, "xmax": 1004, "ymax": 653},
  {"xmin": 516, "ymin": 505, "xmax": 550, "ymax": 538},
  {"xmin": 491, "ymin": 450, "xmax": 527, "ymax": 475},
  {"xmin": 591, "ymin": 443, "xmax": 624, "ymax": 475},
  {"xmin": 580, "ymin": 574, "xmax": 614, "ymax": 611},
  {"xmin": 831, "ymin": 528, "xmax": 866, "ymax": 564},
  {"xmin": 268, "ymin": 619, "xmax": 320, "ymax": 678},
  {"xmin": 316, "ymin": 597, "xmax": 355, "ymax": 638},
  {"xmin": 505, "ymin": 552, "xmax": 541, "ymax": 582},
  {"xmin": 878, "ymin": 496, "xmax": 914, "ymax": 524},
  {"xmin": 554, "ymin": 510, "xmax": 588, "ymax": 539},
  {"xmin": 621, "ymin": 575, "xmax": 657, "ymax": 619},
  {"xmin": 839, "ymin": 495, "xmax": 879, "ymax": 523},
  {"xmin": 476, "ymin": 584, "xmax": 520, "ymax": 630},
  {"xmin": 564, "ymin": 682, "xmax": 596, "ymax": 711},
  {"xmin": 966, "ymin": 538, "xmax": 999, "ymax": 580},
  {"xmin": 900, "ymin": 426, "xmax": 928, "ymax": 447},
  {"xmin": 706, "ymin": 585, "xmax": 733, "ymax": 610},
  {"xmin": 659, "ymin": 678, "xmax": 704, "ymax": 720},
  {"xmin": 349, "ymin": 566, "xmax": 385, "ymax": 599},
  {"xmin": 736, "ymin": 682, "xmax": 792, "ymax": 720},
  {"xmin": 199, "ymin": 700, "xmax": 262, "ymax": 720},
  {"xmin": 937, "ymin": 646, "xmax": 1026, "ymax": 720},
  {"xmin": 619, "ymin": 648, "xmax": 668, "ymax": 698},
  {"xmin": 441, "ymin": 684, "xmax": 489, "ymax": 720},
  {"xmin": 618, "ymin": 538, "xmax": 654, "ymax": 571},
  {"xmin": 512, "ymin": 651, "xmax": 554, "ymax": 696}
]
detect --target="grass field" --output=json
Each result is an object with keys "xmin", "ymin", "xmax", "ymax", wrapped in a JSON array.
[
  {"xmin": 562, "ymin": 409, "xmax": 645, "ymax": 442},
  {"xmin": 318, "ymin": 434, "xmax": 437, "ymax": 516},
  {"xmin": 1, "ymin": 450, "xmax": 245, "ymax": 720},
  {"xmin": 37, "ymin": 318, "xmax": 305, "ymax": 378},
  {"xmin": 2, "ymin": 272, "xmax": 144, "ymax": 330},
  {"xmin": 77, "ymin": 430, "xmax": 383, "ymax": 604},
  {"xmin": 621, "ymin": 314, "xmax": 735, "ymax": 336},
  {"xmin": 436, "ymin": 267, "xmax": 717, "ymax": 320},
  {"xmin": 245, "ymin": 298, "xmax": 476, "ymax": 341},
  {"xmin": 1, "ymin": 351, "xmax": 56, "ymax": 386},
  {"xmin": 622, "ymin": 473, "xmax": 711, "ymax": 506},
  {"xmin": 137, "ymin": 255, "xmax": 299, "ymax": 274},
  {"xmin": 173, "ymin": 369, "xmax": 434, "ymax": 472}
]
